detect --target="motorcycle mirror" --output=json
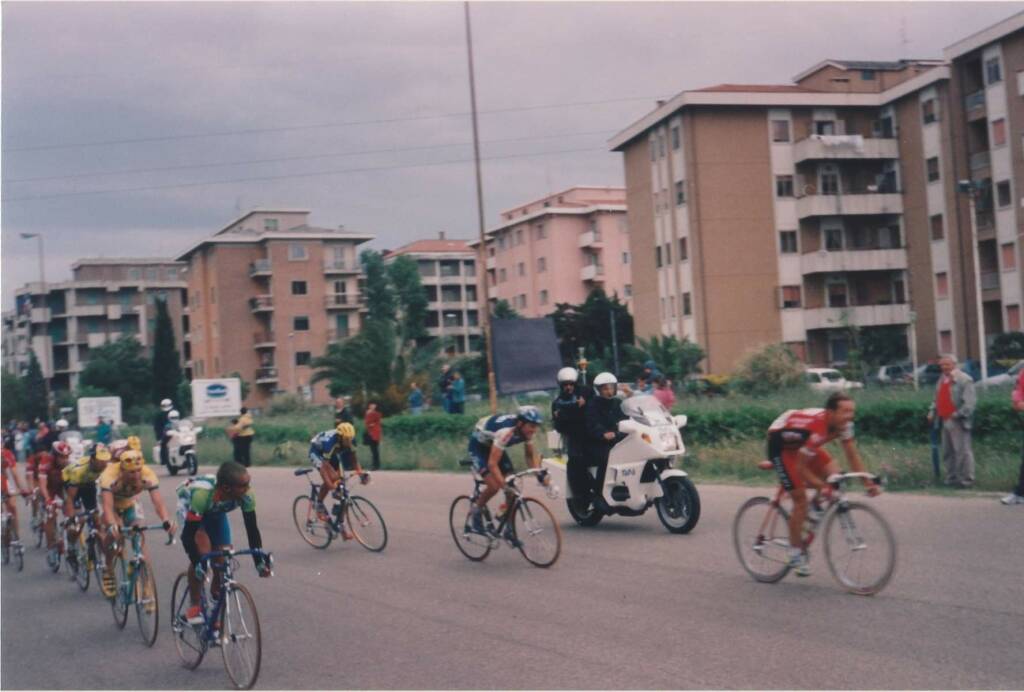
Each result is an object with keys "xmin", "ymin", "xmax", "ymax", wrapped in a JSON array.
[
  {"xmin": 673, "ymin": 415, "xmax": 688, "ymax": 428},
  {"xmin": 618, "ymin": 420, "xmax": 639, "ymax": 434}
]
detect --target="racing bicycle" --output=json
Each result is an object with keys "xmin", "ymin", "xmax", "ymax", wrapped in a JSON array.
[
  {"xmin": 109, "ymin": 524, "xmax": 174, "ymax": 646},
  {"xmin": 291, "ymin": 468, "xmax": 387, "ymax": 552}
]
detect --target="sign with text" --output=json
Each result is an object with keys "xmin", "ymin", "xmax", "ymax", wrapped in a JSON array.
[
  {"xmin": 191, "ymin": 378, "xmax": 242, "ymax": 419},
  {"xmin": 77, "ymin": 397, "xmax": 123, "ymax": 427}
]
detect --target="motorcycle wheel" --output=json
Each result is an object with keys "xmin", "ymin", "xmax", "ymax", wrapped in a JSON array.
[
  {"xmin": 167, "ymin": 465, "xmax": 179, "ymax": 476},
  {"xmin": 656, "ymin": 476, "xmax": 701, "ymax": 534},
  {"xmin": 186, "ymin": 453, "xmax": 197, "ymax": 476},
  {"xmin": 566, "ymin": 497, "xmax": 603, "ymax": 527}
]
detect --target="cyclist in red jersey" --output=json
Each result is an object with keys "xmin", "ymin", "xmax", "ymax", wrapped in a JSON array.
[
  {"xmin": 37, "ymin": 441, "xmax": 72, "ymax": 560},
  {"xmin": 2, "ymin": 442, "xmax": 30, "ymax": 541},
  {"xmin": 766, "ymin": 391, "xmax": 880, "ymax": 576}
]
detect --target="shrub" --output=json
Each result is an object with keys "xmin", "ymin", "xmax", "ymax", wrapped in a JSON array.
[
  {"xmin": 383, "ymin": 413, "xmax": 478, "ymax": 441},
  {"xmin": 267, "ymin": 393, "xmax": 313, "ymax": 416},
  {"xmin": 731, "ymin": 343, "xmax": 806, "ymax": 396}
]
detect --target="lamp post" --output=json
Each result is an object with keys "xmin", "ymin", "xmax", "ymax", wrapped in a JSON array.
[
  {"xmin": 20, "ymin": 232, "xmax": 50, "ymax": 387},
  {"xmin": 957, "ymin": 179, "xmax": 989, "ymax": 388}
]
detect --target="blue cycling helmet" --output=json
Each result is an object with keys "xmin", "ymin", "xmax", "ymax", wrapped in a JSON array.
[{"xmin": 516, "ymin": 405, "xmax": 543, "ymax": 425}]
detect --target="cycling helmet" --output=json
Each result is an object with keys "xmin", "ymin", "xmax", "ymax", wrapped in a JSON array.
[
  {"xmin": 109, "ymin": 439, "xmax": 129, "ymax": 458},
  {"xmin": 55, "ymin": 419, "xmax": 69, "ymax": 431},
  {"xmin": 52, "ymin": 441, "xmax": 71, "ymax": 457},
  {"xmin": 92, "ymin": 444, "xmax": 112, "ymax": 463},
  {"xmin": 126, "ymin": 435, "xmax": 141, "ymax": 451},
  {"xmin": 168, "ymin": 410, "xmax": 181, "ymax": 421},
  {"xmin": 119, "ymin": 449, "xmax": 144, "ymax": 472},
  {"xmin": 335, "ymin": 422, "xmax": 356, "ymax": 440},
  {"xmin": 593, "ymin": 372, "xmax": 618, "ymax": 387},
  {"xmin": 160, "ymin": 399, "xmax": 173, "ymax": 412},
  {"xmin": 515, "ymin": 405, "xmax": 543, "ymax": 426},
  {"xmin": 556, "ymin": 367, "xmax": 579, "ymax": 384}
]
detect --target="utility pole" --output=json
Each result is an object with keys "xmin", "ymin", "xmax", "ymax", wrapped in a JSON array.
[
  {"xmin": 610, "ymin": 307, "xmax": 620, "ymax": 376},
  {"xmin": 959, "ymin": 181, "xmax": 989, "ymax": 387},
  {"xmin": 464, "ymin": 1, "xmax": 498, "ymax": 414},
  {"xmin": 20, "ymin": 232, "xmax": 50, "ymax": 403}
]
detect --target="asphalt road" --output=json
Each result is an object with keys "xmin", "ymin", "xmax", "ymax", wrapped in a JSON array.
[{"xmin": 2, "ymin": 467, "xmax": 1022, "ymax": 690}]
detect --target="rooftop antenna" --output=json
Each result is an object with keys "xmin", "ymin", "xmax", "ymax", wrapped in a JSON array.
[{"xmin": 899, "ymin": 15, "xmax": 909, "ymax": 59}]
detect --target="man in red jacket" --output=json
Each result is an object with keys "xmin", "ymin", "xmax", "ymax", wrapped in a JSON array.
[
  {"xmin": 1001, "ymin": 367, "xmax": 1024, "ymax": 505},
  {"xmin": 364, "ymin": 402, "xmax": 383, "ymax": 471}
]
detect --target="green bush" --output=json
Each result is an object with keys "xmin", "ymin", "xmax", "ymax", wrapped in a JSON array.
[
  {"xmin": 267, "ymin": 393, "xmax": 313, "ymax": 417},
  {"xmin": 731, "ymin": 343, "xmax": 806, "ymax": 396},
  {"xmin": 383, "ymin": 413, "xmax": 478, "ymax": 441}
]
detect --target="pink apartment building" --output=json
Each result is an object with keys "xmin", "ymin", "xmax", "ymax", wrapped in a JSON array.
[{"xmin": 473, "ymin": 186, "xmax": 632, "ymax": 316}]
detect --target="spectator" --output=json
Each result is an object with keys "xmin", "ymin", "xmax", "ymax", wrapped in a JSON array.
[
  {"xmin": 642, "ymin": 359, "xmax": 663, "ymax": 384},
  {"xmin": 334, "ymin": 396, "xmax": 355, "ymax": 425},
  {"xmin": 449, "ymin": 371, "xmax": 466, "ymax": 415},
  {"xmin": 96, "ymin": 418, "xmax": 113, "ymax": 445},
  {"xmin": 233, "ymin": 407, "xmax": 255, "ymax": 467},
  {"xmin": 408, "ymin": 383, "xmax": 425, "ymax": 415},
  {"xmin": 653, "ymin": 376, "xmax": 676, "ymax": 409},
  {"xmin": 35, "ymin": 420, "xmax": 56, "ymax": 454},
  {"xmin": 437, "ymin": 364, "xmax": 454, "ymax": 413},
  {"xmin": 1000, "ymin": 366, "xmax": 1024, "ymax": 505},
  {"xmin": 14, "ymin": 421, "xmax": 28, "ymax": 463},
  {"xmin": 363, "ymin": 401, "xmax": 383, "ymax": 471},
  {"xmin": 927, "ymin": 354, "xmax": 976, "ymax": 488}
]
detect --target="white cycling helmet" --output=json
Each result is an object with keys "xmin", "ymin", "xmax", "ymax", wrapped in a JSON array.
[
  {"xmin": 168, "ymin": 410, "xmax": 181, "ymax": 421},
  {"xmin": 55, "ymin": 419, "xmax": 69, "ymax": 431},
  {"xmin": 556, "ymin": 367, "xmax": 579, "ymax": 384},
  {"xmin": 160, "ymin": 399, "xmax": 173, "ymax": 411}
]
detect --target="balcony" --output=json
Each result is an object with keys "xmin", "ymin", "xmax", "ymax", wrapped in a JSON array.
[
  {"xmin": 326, "ymin": 328, "xmax": 351, "ymax": 342},
  {"xmin": 324, "ymin": 293, "xmax": 362, "ymax": 310},
  {"xmin": 30, "ymin": 307, "xmax": 51, "ymax": 323},
  {"xmin": 981, "ymin": 271, "xmax": 1001, "ymax": 291},
  {"xmin": 323, "ymin": 259, "xmax": 357, "ymax": 274},
  {"xmin": 255, "ymin": 367, "xmax": 278, "ymax": 384},
  {"xmin": 796, "ymin": 193, "xmax": 903, "ymax": 219},
  {"xmin": 249, "ymin": 295, "xmax": 274, "ymax": 313},
  {"xmin": 975, "ymin": 209, "xmax": 995, "ymax": 235},
  {"xmin": 965, "ymin": 90, "xmax": 986, "ymax": 121},
  {"xmin": 793, "ymin": 136, "xmax": 899, "ymax": 163},
  {"xmin": 577, "ymin": 230, "xmax": 604, "ymax": 248},
  {"xmin": 803, "ymin": 303, "xmax": 911, "ymax": 331},
  {"xmin": 801, "ymin": 248, "xmax": 907, "ymax": 275},
  {"xmin": 580, "ymin": 264, "xmax": 605, "ymax": 282},
  {"xmin": 969, "ymin": 150, "xmax": 991, "ymax": 173},
  {"xmin": 249, "ymin": 259, "xmax": 272, "ymax": 277},
  {"xmin": 253, "ymin": 331, "xmax": 275, "ymax": 349},
  {"xmin": 72, "ymin": 303, "xmax": 107, "ymax": 317},
  {"xmin": 485, "ymin": 256, "xmax": 496, "ymax": 270}
]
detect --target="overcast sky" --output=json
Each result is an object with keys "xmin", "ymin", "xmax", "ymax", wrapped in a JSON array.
[{"xmin": 2, "ymin": 1, "xmax": 1020, "ymax": 307}]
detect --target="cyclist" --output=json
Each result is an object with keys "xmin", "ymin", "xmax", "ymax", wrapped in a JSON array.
[
  {"xmin": 467, "ymin": 405, "xmax": 549, "ymax": 535},
  {"xmin": 177, "ymin": 461, "xmax": 270, "ymax": 625},
  {"xmin": 2, "ymin": 438, "xmax": 31, "ymax": 548},
  {"xmin": 62, "ymin": 443, "xmax": 112, "ymax": 564},
  {"xmin": 308, "ymin": 422, "xmax": 370, "ymax": 538},
  {"xmin": 97, "ymin": 448, "xmax": 175, "ymax": 597},
  {"xmin": 766, "ymin": 391, "xmax": 881, "ymax": 576},
  {"xmin": 38, "ymin": 441, "xmax": 73, "ymax": 565}
]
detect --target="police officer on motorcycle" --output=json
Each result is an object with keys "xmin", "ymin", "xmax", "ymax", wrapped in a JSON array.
[
  {"xmin": 585, "ymin": 372, "xmax": 628, "ymax": 512},
  {"xmin": 551, "ymin": 367, "xmax": 591, "ymax": 511}
]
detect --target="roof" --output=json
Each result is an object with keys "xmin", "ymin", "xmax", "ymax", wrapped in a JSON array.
[
  {"xmin": 175, "ymin": 229, "xmax": 375, "ymax": 261},
  {"xmin": 385, "ymin": 239, "xmax": 475, "ymax": 258},
  {"xmin": 792, "ymin": 58, "xmax": 944, "ymax": 83},
  {"xmin": 467, "ymin": 203, "xmax": 628, "ymax": 246},
  {"xmin": 214, "ymin": 208, "xmax": 311, "ymax": 236},
  {"xmin": 499, "ymin": 185, "xmax": 625, "ymax": 217},
  {"xmin": 944, "ymin": 10, "xmax": 1024, "ymax": 60},
  {"xmin": 71, "ymin": 257, "xmax": 185, "ymax": 269},
  {"xmin": 693, "ymin": 84, "xmax": 821, "ymax": 93}
]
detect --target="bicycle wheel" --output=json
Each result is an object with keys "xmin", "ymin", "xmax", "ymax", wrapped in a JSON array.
[
  {"xmin": 823, "ymin": 501, "xmax": 896, "ymax": 596},
  {"xmin": 448, "ymin": 495, "xmax": 491, "ymax": 562},
  {"xmin": 220, "ymin": 583, "xmax": 262, "ymax": 690},
  {"xmin": 110, "ymin": 555, "xmax": 129, "ymax": 629},
  {"xmin": 1, "ymin": 528, "xmax": 9, "ymax": 566},
  {"xmin": 135, "ymin": 561, "xmax": 159, "ymax": 646},
  {"xmin": 15, "ymin": 544, "xmax": 23, "ymax": 572},
  {"xmin": 92, "ymin": 542, "xmax": 106, "ymax": 597},
  {"xmin": 512, "ymin": 497, "xmax": 562, "ymax": 568},
  {"xmin": 346, "ymin": 496, "xmax": 388, "ymax": 552},
  {"xmin": 75, "ymin": 533, "xmax": 90, "ymax": 592},
  {"xmin": 732, "ymin": 496, "xmax": 792, "ymax": 583},
  {"xmin": 64, "ymin": 533, "xmax": 78, "ymax": 580},
  {"xmin": 170, "ymin": 572, "xmax": 207, "ymax": 669},
  {"xmin": 291, "ymin": 495, "xmax": 333, "ymax": 549},
  {"xmin": 33, "ymin": 512, "xmax": 45, "ymax": 549}
]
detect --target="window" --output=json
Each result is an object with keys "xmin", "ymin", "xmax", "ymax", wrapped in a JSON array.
[
  {"xmin": 827, "ymin": 280, "xmax": 848, "ymax": 307},
  {"xmin": 824, "ymin": 227, "xmax": 844, "ymax": 251},
  {"xmin": 293, "ymin": 316, "xmax": 310, "ymax": 331},
  {"xmin": 467, "ymin": 310, "xmax": 479, "ymax": 327},
  {"xmin": 675, "ymin": 180, "xmax": 686, "ymax": 206},
  {"xmin": 682, "ymin": 292, "xmax": 692, "ymax": 316},
  {"xmin": 1002, "ymin": 242, "xmax": 1017, "ymax": 271},
  {"xmin": 418, "ymin": 260, "xmax": 437, "ymax": 277},
  {"xmin": 986, "ymin": 57, "xmax": 1002, "ymax": 85},
  {"xmin": 771, "ymin": 120, "xmax": 790, "ymax": 143},
  {"xmin": 815, "ymin": 120, "xmax": 836, "ymax": 135},
  {"xmin": 664, "ymin": 242, "xmax": 672, "ymax": 265},
  {"xmin": 657, "ymin": 132, "xmax": 666, "ymax": 158},
  {"xmin": 650, "ymin": 138, "xmax": 657, "ymax": 162},
  {"xmin": 671, "ymin": 125, "xmax": 680, "ymax": 150},
  {"xmin": 515, "ymin": 229, "xmax": 524, "ymax": 246},
  {"xmin": 166, "ymin": 268, "xmax": 179, "ymax": 280},
  {"xmin": 465, "ymin": 285, "xmax": 477, "ymax": 302},
  {"xmin": 539, "ymin": 290, "xmax": 549, "ymax": 306},
  {"xmin": 679, "ymin": 237, "xmax": 688, "ymax": 261},
  {"xmin": 291, "ymin": 280, "xmax": 308, "ymax": 295},
  {"xmin": 519, "ymin": 294, "xmax": 528, "ymax": 309},
  {"xmin": 781, "ymin": 285, "xmax": 802, "ymax": 309},
  {"xmin": 146, "ymin": 268, "xmax": 158, "ymax": 280},
  {"xmin": 669, "ymin": 296, "xmax": 676, "ymax": 317},
  {"xmin": 499, "ymin": 268, "xmax": 507, "ymax": 283},
  {"xmin": 624, "ymin": 284, "xmax": 632, "ymax": 298},
  {"xmin": 820, "ymin": 166, "xmax": 839, "ymax": 195},
  {"xmin": 535, "ymin": 224, "xmax": 547, "ymax": 240},
  {"xmin": 926, "ymin": 157, "xmax": 940, "ymax": 182},
  {"xmin": 935, "ymin": 272, "xmax": 949, "ymax": 299},
  {"xmin": 289, "ymin": 243, "xmax": 308, "ymax": 260},
  {"xmin": 622, "ymin": 252, "xmax": 630, "ymax": 265},
  {"xmin": 263, "ymin": 218, "xmax": 278, "ymax": 231},
  {"xmin": 537, "ymin": 257, "xmax": 547, "ymax": 273},
  {"xmin": 998, "ymin": 180, "xmax": 1012, "ymax": 207},
  {"xmin": 921, "ymin": 99, "xmax": 937, "ymax": 124},
  {"xmin": 129, "ymin": 268, "xmax": 141, "ymax": 280},
  {"xmin": 517, "ymin": 262, "xmax": 525, "ymax": 277},
  {"xmin": 776, "ymin": 175, "xmax": 794, "ymax": 197},
  {"xmin": 1007, "ymin": 305, "xmax": 1022, "ymax": 332},
  {"xmin": 655, "ymin": 246, "xmax": 663, "ymax": 268},
  {"xmin": 992, "ymin": 118, "xmax": 1006, "ymax": 147},
  {"xmin": 861, "ymin": 69, "xmax": 876, "ymax": 81},
  {"xmin": 498, "ymin": 235, "xmax": 507, "ymax": 251},
  {"xmin": 779, "ymin": 230, "xmax": 798, "ymax": 254},
  {"xmin": 939, "ymin": 330, "xmax": 953, "ymax": 354},
  {"xmin": 930, "ymin": 214, "xmax": 944, "ymax": 241},
  {"xmin": 295, "ymin": 351, "xmax": 311, "ymax": 366},
  {"xmin": 464, "ymin": 260, "xmax": 476, "ymax": 277},
  {"xmin": 893, "ymin": 277, "xmax": 906, "ymax": 304}
]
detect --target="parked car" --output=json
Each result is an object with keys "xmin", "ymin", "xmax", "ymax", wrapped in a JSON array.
[
  {"xmin": 804, "ymin": 368, "xmax": 864, "ymax": 392},
  {"xmin": 980, "ymin": 359, "xmax": 1024, "ymax": 387},
  {"xmin": 904, "ymin": 363, "xmax": 943, "ymax": 386},
  {"xmin": 870, "ymin": 363, "xmax": 913, "ymax": 386}
]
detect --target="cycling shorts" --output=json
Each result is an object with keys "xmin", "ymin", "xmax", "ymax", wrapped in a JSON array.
[
  {"xmin": 70, "ymin": 484, "xmax": 98, "ymax": 513},
  {"xmin": 768, "ymin": 430, "xmax": 832, "ymax": 492},
  {"xmin": 471, "ymin": 446, "xmax": 514, "ymax": 478},
  {"xmin": 310, "ymin": 449, "xmax": 355, "ymax": 473},
  {"xmin": 114, "ymin": 501, "xmax": 143, "ymax": 526}
]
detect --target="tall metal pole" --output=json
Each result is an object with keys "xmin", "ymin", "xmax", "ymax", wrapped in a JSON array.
[
  {"xmin": 21, "ymin": 233, "xmax": 50, "ymax": 394},
  {"xmin": 966, "ymin": 190, "xmax": 988, "ymax": 387},
  {"xmin": 464, "ymin": 1, "xmax": 498, "ymax": 414},
  {"xmin": 610, "ymin": 307, "xmax": 620, "ymax": 376}
]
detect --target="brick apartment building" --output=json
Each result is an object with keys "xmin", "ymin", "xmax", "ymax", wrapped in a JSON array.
[
  {"xmin": 384, "ymin": 233, "xmax": 483, "ymax": 355},
  {"xmin": 176, "ymin": 209, "xmax": 373, "ymax": 408},
  {"xmin": 471, "ymin": 186, "xmax": 632, "ymax": 317},
  {"xmin": 610, "ymin": 11, "xmax": 1024, "ymax": 374},
  {"xmin": 3, "ymin": 259, "xmax": 187, "ymax": 393}
]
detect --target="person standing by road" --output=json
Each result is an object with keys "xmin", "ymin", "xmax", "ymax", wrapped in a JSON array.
[
  {"xmin": 363, "ymin": 402, "xmax": 383, "ymax": 471},
  {"xmin": 334, "ymin": 396, "xmax": 355, "ymax": 425},
  {"xmin": 408, "ymin": 383, "xmax": 425, "ymax": 415},
  {"xmin": 233, "ymin": 407, "xmax": 255, "ymax": 467},
  {"xmin": 927, "ymin": 354, "xmax": 977, "ymax": 488},
  {"xmin": 1000, "ymin": 366, "xmax": 1024, "ymax": 505},
  {"xmin": 449, "ymin": 372, "xmax": 466, "ymax": 414},
  {"xmin": 653, "ymin": 376, "xmax": 676, "ymax": 409},
  {"xmin": 437, "ymin": 364, "xmax": 454, "ymax": 413},
  {"xmin": 96, "ymin": 417, "xmax": 113, "ymax": 445}
]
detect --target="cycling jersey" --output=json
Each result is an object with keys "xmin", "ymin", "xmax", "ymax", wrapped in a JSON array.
[
  {"xmin": 468, "ymin": 414, "xmax": 530, "ymax": 475},
  {"xmin": 62, "ymin": 457, "xmax": 104, "ymax": 487},
  {"xmin": 767, "ymin": 408, "xmax": 854, "ymax": 491},
  {"xmin": 176, "ymin": 475, "xmax": 255, "ymax": 520},
  {"xmin": 97, "ymin": 462, "xmax": 159, "ymax": 511},
  {"xmin": 36, "ymin": 452, "xmax": 67, "ymax": 498},
  {"xmin": 2, "ymin": 448, "xmax": 15, "ymax": 497},
  {"xmin": 308, "ymin": 431, "xmax": 356, "ymax": 472}
]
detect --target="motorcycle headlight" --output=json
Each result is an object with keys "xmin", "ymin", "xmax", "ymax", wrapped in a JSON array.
[{"xmin": 658, "ymin": 429, "xmax": 678, "ymax": 450}]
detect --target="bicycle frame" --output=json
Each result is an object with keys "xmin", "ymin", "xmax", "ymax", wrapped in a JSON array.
[
  {"xmin": 301, "ymin": 472, "xmax": 356, "ymax": 534},
  {"xmin": 760, "ymin": 471, "xmax": 881, "ymax": 549},
  {"xmin": 192, "ymin": 549, "xmax": 270, "ymax": 643},
  {"xmin": 112, "ymin": 524, "xmax": 170, "ymax": 602},
  {"xmin": 468, "ymin": 467, "xmax": 548, "ymax": 542}
]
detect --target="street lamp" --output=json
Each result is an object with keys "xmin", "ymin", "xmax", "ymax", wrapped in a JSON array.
[
  {"xmin": 20, "ymin": 232, "xmax": 50, "ymax": 386},
  {"xmin": 957, "ymin": 179, "xmax": 989, "ymax": 388}
]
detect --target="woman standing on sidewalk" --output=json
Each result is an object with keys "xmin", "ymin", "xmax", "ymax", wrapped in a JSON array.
[{"xmin": 364, "ymin": 401, "xmax": 383, "ymax": 471}]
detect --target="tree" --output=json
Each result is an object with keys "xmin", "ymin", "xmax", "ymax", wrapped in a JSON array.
[
  {"xmin": 151, "ymin": 297, "xmax": 184, "ymax": 405},
  {"xmin": 311, "ymin": 319, "xmax": 397, "ymax": 397},
  {"xmin": 361, "ymin": 250, "xmax": 396, "ymax": 321},
  {"xmin": 1, "ymin": 371, "xmax": 28, "ymax": 421},
  {"xmin": 387, "ymin": 255, "xmax": 429, "ymax": 344},
  {"xmin": 228, "ymin": 371, "xmax": 251, "ymax": 402},
  {"xmin": 80, "ymin": 337, "xmax": 152, "ymax": 412},
  {"xmin": 990, "ymin": 331, "xmax": 1024, "ymax": 361},
  {"xmin": 731, "ymin": 343, "xmax": 805, "ymax": 396},
  {"xmin": 548, "ymin": 289, "xmax": 633, "ymax": 371},
  {"xmin": 624, "ymin": 335, "xmax": 705, "ymax": 382},
  {"xmin": 491, "ymin": 299, "xmax": 520, "ymax": 319},
  {"xmin": 23, "ymin": 350, "xmax": 49, "ymax": 421}
]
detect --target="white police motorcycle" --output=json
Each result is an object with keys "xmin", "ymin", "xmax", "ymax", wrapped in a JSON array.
[
  {"xmin": 542, "ymin": 394, "xmax": 700, "ymax": 534},
  {"xmin": 153, "ymin": 417, "xmax": 201, "ymax": 476}
]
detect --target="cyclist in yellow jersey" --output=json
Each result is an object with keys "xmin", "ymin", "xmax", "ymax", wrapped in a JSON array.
[
  {"xmin": 61, "ymin": 443, "xmax": 111, "ymax": 568},
  {"xmin": 97, "ymin": 449, "xmax": 175, "ymax": 597}
]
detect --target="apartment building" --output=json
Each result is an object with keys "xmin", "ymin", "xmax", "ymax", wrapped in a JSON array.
[
  {"xmin": 471, "ymin": 186, "xmax": 631, "ymax": 317},
  {"xmin": 4, "ymin": 259, "xmax": 187, "ymax": 392},
  {"xmin": 610, "ymin": 12, "xmax": 1024, "ymax": 373},
  {"xmin": 176, "ymin": 209, "xmax": 373, "ymax": 407},
  {"xmin": 384, "ymin": 233, "xmax": 483, "ymax": 355}
]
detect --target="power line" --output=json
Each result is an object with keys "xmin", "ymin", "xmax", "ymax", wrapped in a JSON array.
[
  {"xmin": 2, "ymin": 95, "xmax": 660, "ymax": 154},
  {"xmin": 3, "ymin": 128, "xmax": 617, "ymax": 184},
  {"xmin": 2, "ymin": 145, "xmax": 611, "ymax": 203}
]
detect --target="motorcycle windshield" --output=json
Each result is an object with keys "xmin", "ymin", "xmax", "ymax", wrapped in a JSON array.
[
  {"xmin": 177, "ymin": 420, "xmax": 194, "ymax": 431},
  {"xmin": 620, "ymin": 395, "xmax": 674, "ymax": 427}
]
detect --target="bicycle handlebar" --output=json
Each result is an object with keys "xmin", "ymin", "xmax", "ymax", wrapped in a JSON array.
[
  {"xmin": 198, "ymin": 547, "xmax": 272, "ymax": 565},
  {"xmin": 826, "ymin": 471, "xmax": 882, "ymax": 486}
]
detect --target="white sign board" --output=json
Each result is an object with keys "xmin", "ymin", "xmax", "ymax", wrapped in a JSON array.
[
  {"xmin": 77, "ymin": 397, "xmax": 123, "ymax": 427},
  {"xmin": 190, "ymin": 378, "xmax": 242, "ymax": 419}
]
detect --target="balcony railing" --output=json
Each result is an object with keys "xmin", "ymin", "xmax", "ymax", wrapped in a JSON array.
[
  {"xmin": 323, "ymin": 259, "xmax": 355, "ymax": 273},
  {"xmin": 253, "ymin": 331, "xmax": 275, "ymax": 347},
  {"xmin": 249, "ymin": 259, "xmax": 272, "ymax": 277},
  {"xmin": 975, "ymin": 209, "xmax": 994, "ymax": 231},
  {"xmin": 793, "ymin": 136, "xmax": 899, "ymax": 163},
  {"xmin": 255, "ymin": 367, "xmax": 278, "ymax": 383},
  {"xmin": 796, "ymin": 192, "xmax": 903, "ymax": 219},
  {"xmin": 801, "ymin": 248, "xmax": 907, "ymax": 275},
  {"xmin": 249, "ymin": 295, "xmax": 274, "ymax": 312},
  {"xmin": 981, "ymin": 272, "xmax": 1000, "ymax": 291},
  {"xmin": 326, "ymin": 328, "xmax": 351, "ymax": 342},
  {"xmin": 580, "ymin": 264, "xmax": 605, "ymax": 282},
  {"xmin": 324, "ymin": 293, "xmax": 362, "ymax": 309},
  {"xmin": 803, "ymin": 303, "xmax": 910, "ymax": 331},
  {"xmin": 578, "ymin": 230, "xmax": 603, "ymax": 248},
  {"xmin": 965, "ymin": 90, "xmax": 986, "ymax": 119},
  {"xmin": 969, "ymin": 150, "xmax": 991, "ymax": 171}
]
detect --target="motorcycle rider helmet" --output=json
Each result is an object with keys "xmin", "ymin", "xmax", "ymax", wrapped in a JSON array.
[
  {"xmin": 127, "ymin": 435, "xmax": 142, "ymax": 451},
  {"xmin": 109, "ymin": 439, "xmax": 129, "ymax": 459},
  {"xmin": 160, "ymin": 399, "xmax": 173, "ymax": 412},
  {"xmin": 593, "ymin": 372, "xmax": 618, "ymax": 396},
  {"xmin": 119, "ymin": 449, "xmax": 144, "ymax": 472},
  {"xmin": 168, "ymin": 410, "xmax": 181, "ymax": 422},
  {"xmin": 92, "ymin": 444, "xmax": 112, "ymax": 463},
  {"xmin": 515, "ymin": 405, "xmax": 543, "ymax": 426},
  {"xmin": 55, "ymin": 419, "xmax": 69, "ymax": 431},
  {"xmin": 335, "ymin": 422, "xmax": 356, "ymax": 440},
  {"xmin": 52, "ymin": 440, "xmax": 71, "ymax": 457},
  {"xmin": 556, "ymin": 367, "xmax": 579, "ymax": 385},
  {"xmin": 643, "ymin": 360, "xmax": 657, "ymax": 370}
]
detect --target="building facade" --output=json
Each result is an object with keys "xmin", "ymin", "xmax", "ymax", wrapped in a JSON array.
[
  {"xmin": 4, "ymin": 259, "xmax": 188, "ymax": 392},
  {"xmin": 176, "ymin": 209, "xmax": 373, "ymax": 408},
  {"xmin": 472, "ymin": 186, "xmax": 631, "ymax": 317},
  {"xmin": 384, "ymin": 234, "xmax": 483, "ymax": 355},
  {"xmin": 610, "ymin": 12, "xmax": 1024, "ymax": 373}
]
